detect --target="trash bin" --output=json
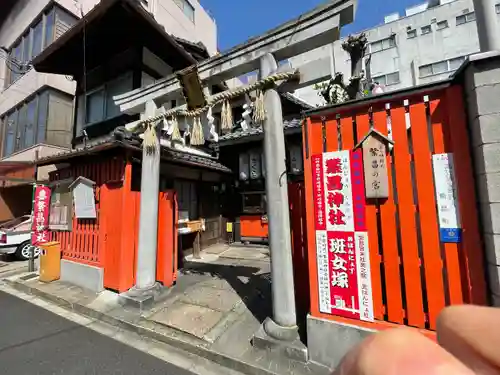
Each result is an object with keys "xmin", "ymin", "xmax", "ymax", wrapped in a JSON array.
[{"xmin": 39, "ymin": 242, "xmax": 61, "ymax": 283}]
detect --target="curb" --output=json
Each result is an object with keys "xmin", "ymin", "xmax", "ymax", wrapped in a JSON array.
[{"xmin": 6, "ymin": 279, "xmax": 282, "ymax": 375}]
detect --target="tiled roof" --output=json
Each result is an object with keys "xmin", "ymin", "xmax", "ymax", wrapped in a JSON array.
[
  {"xmin": 216, "ymin": 118, "xmax": 302, "ymax": 144},
  {"xmin": 36, "ymin": 130, "xmax": 231, "ymax": 173}
]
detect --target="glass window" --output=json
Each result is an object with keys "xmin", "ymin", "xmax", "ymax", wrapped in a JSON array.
[
  {"xmin": 449, "ymin": 56, "xmax": 465, "ymax": 71},
  {"xmin": 105, "ymin": 74, "xmax": 133, "ymax": 119},
  {"xmin": 421, "ymin": 25, "xmax": 432, "ymax": 35},
  {"xmin": 419, "ymin": 65, "xmax": 433, "ymax": 77},
  {"xmin": 370, "ymin": 41, "xmax": 382, "ymax": 53},
  {"xmin": 22, "ymin": 32, "xmax": 31, "ymax": 62},
  {"xmin": 432, "ymin": 61, "xmax": 448, "ymax": 75},
  {"xmin": 10, "ymin": 42, "xmax": 23, "ymax": 83},
  {"xmin": 382, "ymin": 37, "xmax": 395, "ymax": 49},
  {"xmin": 4, "ymin": 112, "xmax": 17, "ymax": 156},
  {"xmin": 466, "ymin": 12, "xmax": 476, "ymax": 22},
  {"xmin": 496, "ymin": 4, "xmax": 500, "ymax": 14},
  {"xmin": 17, "ymin": 105, "xmax": 27, "ymax": 151},
  {"xmin": 437, "ymin": 20, "xmax": 449, "ymax": 30},
  {"xmin": 386, "ymin": 72, "xmax": 400, "ymax": 85},
  {"xmin": 86, "ymin": 89, "xmax": 105, "ymax": 124},
  {"xmin": 407, "ymin": 29, "xmax": 417, "ymax": 39},
  {"xmin": 31, "ymin": 19, "xmax": 43, "ymax": 58},
  {"xmin": 373, "ymin": 75, "xmax": 386, "ymax": 85},
  {"xmin": 24, "ymin": 98, "xmax": 37, "ymax": 148},
  {"xmin": 184, "ymin": 1, "xmax": 195, "ymax": 22},
  {"xmin": 456, "ymin": 15, "xmax": 466, "ymax": 25},
  {"xmin": 44, "ymin": 9, "xmax": 55, "ymax": 48},
  {"xmin": 36, "ymin": 91, "xmax": 48, "ymax": 143}
]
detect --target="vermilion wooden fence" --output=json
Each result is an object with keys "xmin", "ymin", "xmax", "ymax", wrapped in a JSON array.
[
  {"xmin": 50, "ymin": 156, "xmax": 124, "ymax": 267},
  {"xmin": 303, "ymin": 85, "xmax": 487, "ymax": 331}
]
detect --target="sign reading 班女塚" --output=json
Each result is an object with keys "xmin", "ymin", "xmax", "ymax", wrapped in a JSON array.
[
  {"xmin": 31, "ymin": 185, "xmax": 51, "ymax": 246},
  {"xmin": 312, "ymin": 150, "xmax": 374, "ymax": 322}
]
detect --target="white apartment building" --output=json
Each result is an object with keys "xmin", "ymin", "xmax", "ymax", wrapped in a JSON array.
[
  {"xmin": 0, "ymin": 0, "xmax": 217, "ymax": 158},
  {"xmin": 291, "ymin": 0, "xmax": 494, "ymax": 106}
]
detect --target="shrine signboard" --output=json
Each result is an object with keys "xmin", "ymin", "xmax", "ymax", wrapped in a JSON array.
[
  {"xmin": 312, "ymin": 149, "xmax": 374, "ymax": 322},
  {"xmin": 31, "ymin": 185, "xmax": 51, "ymax": 246}
]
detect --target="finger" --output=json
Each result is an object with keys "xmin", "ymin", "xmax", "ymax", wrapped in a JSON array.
[
  {"xmin": 333, "ymin": 327, "xmax": 474, "ymax": 375},
  {"xmin": 437, "ymin": 305, "xmax": 500, "ymax": 374}
]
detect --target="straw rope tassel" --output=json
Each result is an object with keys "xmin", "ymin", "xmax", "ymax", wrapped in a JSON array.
[
  {"xmin": 143, "ymin": 122, "xmax": 159, "ymax": 154},
  {"xmin": 221, "ymin": 100, "xmax": 233, "ymax": 131},
  {"xmin": 190, "ymin": 116, "xmax": 205, "ymax": 146},
  {"xmin": 170, "ymin": 116, "xmax": 182, "ymax": 141},
  {"xmin": 253, "ymin": 90, "xmax": 266, "ymax": 124}
]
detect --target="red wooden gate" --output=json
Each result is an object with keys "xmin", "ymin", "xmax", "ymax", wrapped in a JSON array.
[{"xmin": 303, "ymin": 85, "xmax": 487, "ymax": 331}]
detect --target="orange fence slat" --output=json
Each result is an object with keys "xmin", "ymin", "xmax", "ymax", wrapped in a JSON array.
[
  {"xmin": 340, "ymin": 116, "xmax": 355, "ymax": 149},
  {"xmin": 373, "ymin": 108, "xmax": 404, "ymax": 324},
  {"xmin": 429, "ymin": 98, "xmax": 463, "ymax": 306},
  {"xmin": 445, "ymin": 86, "xmax": 487, "ymax": 305},
  {"xmin": 325, "ymin": 116, "xmax": 338, "ymax": 152},
  {"xmin": 390, "ymin": 105, "xmax": 426, "ymax": 328},
  {"xmin": 409, "ymin": 101, "xmax": 445, "ymax": 329},
  {"xmin": 355, "ymin": 112, "xmax": 385, "ymax": 321},
  {"xmin": 304, "ymin": 118, "xmax": 326, "ymax": 317}
]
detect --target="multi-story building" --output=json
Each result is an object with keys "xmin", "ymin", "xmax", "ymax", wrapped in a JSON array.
[
  {"xmin": 291, "ymin": 0, "xmax": 492, "ymax": 106},
  {"xmin": 0, "ymin": 0, "xmax": 216, "ymax": 159}
]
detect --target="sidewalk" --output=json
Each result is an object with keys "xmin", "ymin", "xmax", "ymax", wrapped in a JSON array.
[
  {"xmin": 0, "ymin": 255, "xmax": 29, "ymax": 279},
  {"xmin": 3, "ymin": 244, "xmax": 329, "ymax": 375}
]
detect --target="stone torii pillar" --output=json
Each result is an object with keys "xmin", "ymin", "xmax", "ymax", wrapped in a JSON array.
[
  {"xmin": 120, "ymin": 100, "xmax": 162, "ymax": 308},
  {"xmin": 253, "ymin": 53, "xmax": 305, "ymax": 360}
]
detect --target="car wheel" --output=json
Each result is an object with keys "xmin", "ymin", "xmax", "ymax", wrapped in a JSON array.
[{"xmin": 15, "ymin": 241, "xmax": 40, "ymax": 261}]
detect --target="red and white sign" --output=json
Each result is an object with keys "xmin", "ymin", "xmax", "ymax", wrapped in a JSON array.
[
  {"xmin": 312, "ymin": 150, "xmax": 374, "ymax": 321},
  {"xmin": 31, "ymin": 185, "xmax": 51, "ymax": 246}
]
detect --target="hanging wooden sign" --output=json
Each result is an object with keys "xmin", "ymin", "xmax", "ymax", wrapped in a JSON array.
[{"xmin": 356, "ymin": 129, "xmax": 394, "ymax": 199}]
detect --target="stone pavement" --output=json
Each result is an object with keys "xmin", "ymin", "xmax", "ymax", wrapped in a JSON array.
[
  {"xmin": 2, "ymin": 244, "xmax": 329, "ymax": 375},
  {"xmin": 0, "ymin": 255, "xmax": 29, "ymax": 279}
]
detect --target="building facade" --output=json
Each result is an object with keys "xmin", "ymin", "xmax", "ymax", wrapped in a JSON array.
[
  {"xmin": 0, "ymin": 0, "xmax": 216, "ymax": 159},
  {"xmin": 291, "ymin": 0, "xmax": 495, "ymax": 106}
]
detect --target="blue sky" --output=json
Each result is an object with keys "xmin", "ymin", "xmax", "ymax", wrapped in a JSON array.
[{"xmin": 199, "ymin": 0, "xmax": 422, "ymax": 51}]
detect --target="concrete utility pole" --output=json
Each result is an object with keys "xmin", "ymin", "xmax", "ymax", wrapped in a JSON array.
[
  {"xmin": 259, "ymin": 53, "xmax": 299, "ymax": 339},
  {"xmin": 473, "ymin": 0, "xmax": 500, "ymax": 52},
  {"xmin": 135, "ymin": 100, "xmax": 161, "ymax": 290}
]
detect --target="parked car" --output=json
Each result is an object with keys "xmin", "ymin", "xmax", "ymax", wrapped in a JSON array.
[{"xmin": 0, "ymin": 215, "xmax": 40, "ymax": 260}]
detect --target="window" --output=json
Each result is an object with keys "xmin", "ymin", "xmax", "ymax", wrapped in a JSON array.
[
  {"xmin": 36, "ymin": 92, "xmax": 48, "ymax": 144},
  {"xmin": 4, "ymin": 112, "xmax": 17, "ymax": 157},
  {"xmin": 31, "ymin": 20, "xmax": 43, "ymax": 58},
  {"xmin": 174, "ymin": 180, "xmax": 198, "ymax": 221},
  {"xmin": 82, "ymin": 73, "xmax": 133, "ymax": 126},
  {"xmin": 421, "ymin": 25, "xmax": 432, "ymax": 35},
  {"xmin": 24, "ymin": 99, "xmax": 37, "ymax": 148},
  {"xmin": 496, "ymin": 3, "xmax": 500, "ymax": 13},
  {"xmin": 449, "ymin": 56, "xmax": 466, "ymax": 70},
  {"xmin": 85, "ymin": 89, "xmax": 105, "ymax": 124},
  {"xmin": 370, "ymin": 36, "xmax": 396, "ymax": 53},
  {"xmin": 437, "ymin": 20, "xmax": 449, "ymax": 30},
  {"xmin": 174, "ymin": 0, "xmax": 195, "ymax": 22},
  {"xmin": 44, "ymin": 9, "xmax": 55, "ymax": 48},
  {"xmin": 407, "ymin": 29, "xmax": 417, "ymax": 39},
  {"xmin": 373, "ymin": 72, "xmax": 400, "ymax": 86},
  {"xmin": 419, "ymin": 56, "xmax": 467, "ymax": 77},
  {"xmin": 1, "ymin": 90, "xmax": 51, "ymax": 157},
  {"xmin": 456, "ymin": 12, "xmax": 475, "ymax": 25},
  {"xmin": 4, "ymin": 5, "xmax": 77, "ymax": 88}
]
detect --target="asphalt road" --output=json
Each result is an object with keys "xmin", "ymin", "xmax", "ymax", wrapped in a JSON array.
[{"xmin": 0, "ymin": 290, "xmax": 196, "ymax": 375}]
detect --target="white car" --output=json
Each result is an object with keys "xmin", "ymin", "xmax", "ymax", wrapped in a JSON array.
[{"xmin": 0, "ymin": 215, "xmax": 41, "ymax": 260}]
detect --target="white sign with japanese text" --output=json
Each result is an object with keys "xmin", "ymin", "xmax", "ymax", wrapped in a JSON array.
[
  {"xmin": 312, "ymin": 150, "xmax": 374, "ymax": 322},
  {"xmin": 432, "ymin": 153, "xmax": 462, "ymax": 243}
]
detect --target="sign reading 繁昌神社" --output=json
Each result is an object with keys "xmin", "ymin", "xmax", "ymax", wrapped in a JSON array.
[
  {"xmin": 312, "ymin": 150, "xmax": 374, "ymax": 322},
  {"xmin": 31, "ymin": 185, "xmax": 51, "ymax": 246}
]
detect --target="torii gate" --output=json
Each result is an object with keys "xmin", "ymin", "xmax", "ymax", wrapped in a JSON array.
[{"xmin": 114, "ymin": 0, "xmax": 356, "ymax": 356}]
